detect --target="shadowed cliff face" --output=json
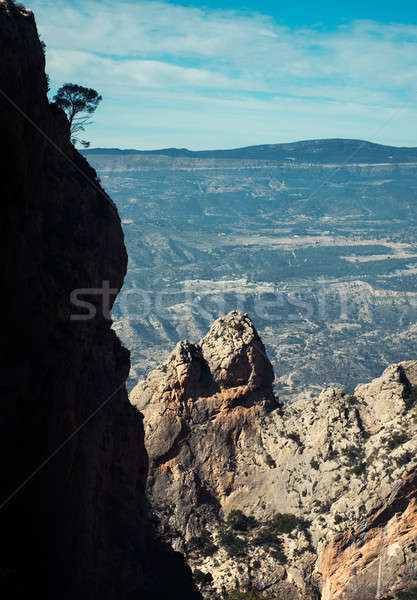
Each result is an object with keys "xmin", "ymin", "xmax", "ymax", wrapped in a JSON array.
[
  {"xmin": 0, "ymin": 1, "xmax": 146, "ymax": 597},
  {"xmin": 0, "ymin": 2, "xmax": 200, "ymax": 599}
]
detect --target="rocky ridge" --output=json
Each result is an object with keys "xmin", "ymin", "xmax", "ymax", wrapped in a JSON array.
[
  {"xmin": 131, "ymin": 311, "xmax": 417, "ymax": 599},
  {"xmin": 130, "ymin": 312, "xmax": 278, "ymax": 540}
]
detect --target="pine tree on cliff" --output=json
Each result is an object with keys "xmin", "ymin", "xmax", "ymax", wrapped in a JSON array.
[{"xmin": 53, "ymin": 83, "xmax": 102, "ymax": 148}]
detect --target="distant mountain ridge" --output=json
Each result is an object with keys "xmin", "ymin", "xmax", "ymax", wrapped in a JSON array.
[{"xmin": 83, "ymin": 138, "xmax": 417, "ymax": 164}]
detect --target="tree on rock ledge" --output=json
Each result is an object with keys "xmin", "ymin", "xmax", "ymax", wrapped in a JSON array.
[{"xmin": 53, "ymin": 83, "xmax": 102, "ymax": 148}]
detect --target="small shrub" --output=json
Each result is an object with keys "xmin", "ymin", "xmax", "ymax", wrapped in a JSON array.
[
  {"xmin": 252, "ymin": 528, "xmax": 286, "ymax": 562},
  {"xmin": 0, "ymin": 567, "xmax": 17, "ymax": 584},
  {"xmin": 193, "ymin": 569, "xmax": 213, "ymax": 586},
  {"xmin": 396, "ymin": 451, "xmax": 412, "ymax": 467},
  {"xmin": 350, "ymin": 462, "xmax": 366, "ymax": 476},
  {"xmin": 218, "ymin": 529, "xmax": 246, "ymax": 557},
  {"xmin": 270, "ymin": 513, "xmax": 300, "ymax": 533},
  {"xmin": 288, "ymin": 433, "xmax": 304, "ymax": 450},
  {"xmin": 346, "ymin": 395, "xmax": 358, "ymax": 405},
  {"xmin": 270, "ymin": 547, "xmax": 287, "ymax": 563},
  {"xmin": 387, "ymin": 431, "xmax": 409, "ymax": 450},
  {"xmin": 300, "ymin": 524, "xmax": 313, "ymax": 546},
  {"xmin": 327, "ymin": 447, "xmax": 339, "ymax": 460},
  {"xmin": 265, "ymin": 454, "xmax": 276, "ymax": 468},
  {"xmin": 345, "ymin": 445, "xmax": 363, "ymax": 465},
  {"xmin": 253, "ymin": 527, "xmax": 280, "ymax": 547},
  {"xmin": 189, "ymin": 529, "xmax": 218, "ymax": 557},
  {"xmin": 318, "ymin": 500, "xmax": 332, "ymax": 514},
  {"xmin": 227, "ymin": 509, "xmax": 257, "ymax": 532},
  {"xmin": 310, "ymin": 458, "xmax": 320, "ymax": 470},
  {"xmin": 334, "ymin": 514, "xmax": 344, "ymax": 524}
]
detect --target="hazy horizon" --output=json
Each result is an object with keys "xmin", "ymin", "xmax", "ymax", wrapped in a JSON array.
[{"xmin": 83, "ymin": 137, "xmax": 417, "ymax": 152}]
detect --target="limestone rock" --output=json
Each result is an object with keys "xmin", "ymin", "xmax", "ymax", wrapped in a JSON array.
[
  {"xmin": 131, "ymin": 313, "xmax": 417, "ymax": 599},
  {"xmin": 355, "ymin": 363, "xmax": 412, "ymax": 426},
  {"xmin": 199, "ymin": 311, "xmax": 274, "ymax": 392},
  {"xmin": 130, "ymin": 312, "xmax": 278, "ymax": 543},
  {"xmin": 319, "ymin": 469, "xmax": 417, "ymax": 600}
]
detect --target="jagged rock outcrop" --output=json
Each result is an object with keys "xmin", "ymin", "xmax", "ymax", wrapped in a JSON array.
[
  {"xmin": 0, "ymin": 2, "xmax": 199, "ymax": 598},
  {"xmin": 130, "ymin": 311, "xmax": 278, "ymax": 541},
  {"xmin": 355, "ymin": 362, "xmax": 415, "ymax": 426},
  {"xmin": 132, "ymin": 312, "xmax": 417, "ymax": 599}
]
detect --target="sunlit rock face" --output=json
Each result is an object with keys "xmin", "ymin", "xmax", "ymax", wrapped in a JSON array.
[
  {"xmin": 130, "ymin": 312, "xmax": 278, "ymax": 537},
  {"xmin": 319, "ymin": 469, "xmax": 417, "ymax": 600},
  {"xmin": 132, "ymin": 313, "xmax": 417, "ymax": 599}
]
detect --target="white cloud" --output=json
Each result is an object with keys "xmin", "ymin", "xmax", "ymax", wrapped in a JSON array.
[
  {"xmin": 26, "ymin": 0, "xmax": 417, "ymax": 148},
  {"xmin": 47, "ymin": 49, "xmax": 263, "ymax": 92},
  {"xmin": 29, "ymin": 1, "xmax": 417, "ymax": 91}
]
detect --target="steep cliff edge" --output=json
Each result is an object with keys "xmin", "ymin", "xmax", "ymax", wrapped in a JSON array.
[
  {"xmin": 0, "ymin": 2, "xmax": 199, "ymax": 598},
  {"xmin": 319, "ymin": 469, "xmax": 417, "ymax": 599},
  {"xmin": 132, "ymin": 312, "xmax": 417, "ymax": 599}
]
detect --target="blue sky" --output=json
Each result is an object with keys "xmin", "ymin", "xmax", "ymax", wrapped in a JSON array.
[{"xmin": 27, "ymin": 0, "xmax": 417, "ymax": 149}]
